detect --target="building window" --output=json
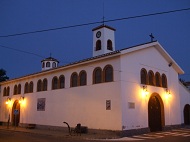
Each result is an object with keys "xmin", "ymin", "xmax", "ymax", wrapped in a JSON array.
[
  {"xmin": 79, "ymin": 71, "xmax": 87, "ymax": 86},
  {"xmin": 93, "ymin": 67, "xmax": 102, "ymax": 84},
  {"xmin": 46, "ymin": 62, "xmax": 50, "ymax": 67},
  {"xmin": 71, "ymin": 72, "xmax": 78, "ymax": 87},
  {"xmin": 96, "ymin": 40, "xmax": 101, "ymax": 51},
  {"xmin": 7, "ymin": 87, "xmax": 10, "ymax": 96},
  {"xmin": 52, "ymin": 62, "xmax": 56, "ymax": 68},
  {"xmin": 3, "ymin": 87, "xmax": 6, "ymax": 96},
  {"xmin": 59, "ymin": 75, "xmax": 65, "ymax": 89},
  {"xmin": 29, "ymin": 81, "xmax": 33, "ymax": 93},
  {"xmin": 52, "ymin": 76, "xmax": 58, "ymax": 90},
  {"xmin": 162, "ymin": 74, "xmax": 168, "ymax": 88},
  {"xmin": 141, "ymin": 68, "xmax": 148, "ymax": 85},
  {"xmin": 18, "ymin": 84, "xmax": 21, "ymax": 94},
  {"xmin": 148, "ymin": 71, "xmax": 154, "ymax": 85},
  {"xmin": 42, "ymin": 62, "xmax": 45, "ymax": 68},
  {"xmin": 24, "ymin": 82, "xmax": 29, "ymax": 94},
  {"xmin": 37, "ymin": 80, "xmax": 42, "ymax": 92},
  {"xmin": 104, "ymin": 65, "xmax": 113, "ymax": 82},
  {"xmin": 14, "ymin": 85, "xmax": 18, "ymax": 95},
  {"xmin": 107, "ymin": 40, "xmax": 113, "ymax": 51},
  {"xmin": 43, "ymin": 79, "xmax": 48, "ymax": 91},
  {"xmin": 155, "ymin": 72, "xmax": 161, "ymax": 87}
]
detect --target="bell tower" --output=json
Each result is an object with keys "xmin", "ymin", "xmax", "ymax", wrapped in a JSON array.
[
  {"xmin": 41, "ymin": 57, "xmax": 59, "ymax": 71},
  {"xmin": 92, "ymin": 25, "xmax": 116, "ymax": 57}
]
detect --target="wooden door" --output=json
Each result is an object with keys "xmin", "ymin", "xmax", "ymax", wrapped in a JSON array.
[
  {"xmin": 12, "ymin": 100, "xmax": 20, "ymax": 126},
  {"xmin": 148, "ymin": 96, "xmax": 162, "ymax": 132}
]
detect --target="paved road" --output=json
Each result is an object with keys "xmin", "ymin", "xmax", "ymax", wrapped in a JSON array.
[{"xmin": 0, "ymin": 128, "xmax": 190, "ymax": 142}]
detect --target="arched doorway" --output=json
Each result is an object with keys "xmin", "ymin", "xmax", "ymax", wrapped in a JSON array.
[
  {"xmin": 148, "ymin": 93, "xmax": 165, "ymax": 132},
  {"xmin": 12, "ymin": 100, "xmax": 20, "ymax": 126},
  {"xmin": 184, "ymin": 104, "xmax": 190, "ymax": 125}
]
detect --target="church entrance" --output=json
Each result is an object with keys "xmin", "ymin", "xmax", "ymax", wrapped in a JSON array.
[
  {"xmin": 184, "ymin": 104, "xmax": 190, "ymax": 125},
  {"xmin": 12, "ymin": 100, "xmax": 20, "ymax": 126},
  {"xmin": 148, "ymin": 94, "xmax": 164, "ymax": 132}
]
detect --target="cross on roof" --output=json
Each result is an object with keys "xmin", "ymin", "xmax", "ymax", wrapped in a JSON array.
[{"xmin": 149, "ymin": 33, "xmax": 155, "ymax": 42}]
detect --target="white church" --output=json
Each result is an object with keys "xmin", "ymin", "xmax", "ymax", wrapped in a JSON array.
[{"xmin": 0, "ymin": 25, "xmax": 190, "ymax": 135}]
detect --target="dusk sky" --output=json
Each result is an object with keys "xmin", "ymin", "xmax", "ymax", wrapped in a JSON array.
[{"xmin": 0, "ymin": 0, "xmax": 190, "ymax": 81}]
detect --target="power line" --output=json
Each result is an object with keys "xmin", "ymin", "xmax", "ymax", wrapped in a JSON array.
[
  {"xmin": 0, "ymin": 7, "xmax": 190, "ymax": 38},
  {"xmin": 0, "ymin": 44, "xmax": 70, "ymax": 63},
  {"xmin": 0, "ymin": 44, "xmax": 44, "ymax": 58}
]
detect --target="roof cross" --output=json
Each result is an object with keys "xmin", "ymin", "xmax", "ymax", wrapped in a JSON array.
[{"xmin": 149, "ymin": 33, "xmax": 155, "ymax": 42}]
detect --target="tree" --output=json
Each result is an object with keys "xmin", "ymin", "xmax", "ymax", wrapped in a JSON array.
[{"xmin": 0, "ymin": 68, "xmax": 9, "ymax": 82}]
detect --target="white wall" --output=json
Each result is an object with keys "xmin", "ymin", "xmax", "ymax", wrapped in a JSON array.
[
  {"xmin": 179, "ymin": 82, "xmax": 190, "ymax": 124},
  {"xmin": 120, "ymin": 46, "xmax": 182, "ymax": 130},
  {"xmin": 0, "ymin": 56, "xmax": 122, "ymax": 130}
]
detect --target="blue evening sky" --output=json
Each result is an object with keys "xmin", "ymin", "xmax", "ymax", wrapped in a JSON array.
[{"xmin": 0, "ymin": 0, "xmax": 190, "ymax": 81}]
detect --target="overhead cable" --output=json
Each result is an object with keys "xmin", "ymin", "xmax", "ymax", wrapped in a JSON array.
[{"xmin": 0, "ymin": 7, "xmax": 189, "ymax": 38}]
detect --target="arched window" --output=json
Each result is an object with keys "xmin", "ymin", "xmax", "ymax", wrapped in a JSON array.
[
  {"xmin": 107, "ymin": 40, "xmax": 113, "ymax": 51},
  {"xmin": 29, "ymin": 81, "xmax": 33, "ymax": 93},
  {"xmin": 103, "ymin": 65, "xmax": 113, "ymax": 82},
  {"xmin": 42, "ymin": 62, "xmax": 45, "ymax": 68},
  {"xmin": 93, "ymin": 67, "xmax": 102, "ymax": 84},
  {"xmin": 96, "ymin": 40, "xmax": 101, "ymax": 51},
  {"xmin": 162, "ymin": 74, "xmax": 168, "ymax": 88},
  {"xmin": 71, "ymin": 72, "xmax": 78, "ymax": 87},
  {"xmin": 155, "ymin": 72, "xmax": 161, "ymax": 87},
  {"xmin": 52, "ymin": 62, "xmax": 56, "ymax": 68},
  {"xmin": 3, "ymin": 87, "xmax": 6, "ymax": 96},
  {"xmin": 14, "ymin": 85, "xmax": 18, "ymax": 95},
  {"xmin": 59, "ymin": 75, "xmax": 65, "ymax": 89},
  {"xmin": 37, "ymin": 80, "xmax": 42, "ymax": 92},
  {"xmin": 52, "ymin": 76, "xmax": 58, "ymax": 90},
  {"xmin": 79, "ymin": 71, "xmax": 87, "ymax": 86},
  {"xmin": 148, "ymin": 71, "xmax": 154, "ymax": 86},
  {"xmin": 18, "ymin": 84, "xmax": 21, "ymax": 94},
  {"xmin": 43, "ymin": 79, "xmax": 48, "ymax": 91},
  {"xmin": 141, "ymin": 68, "xmax": 148, "ymax": 85},
  {"xmin": 7, "ymin": 87, "xmax": 10, "ymax": 96},
  {"xmin": 24, "ymin": 82, "xmax": 29, "ymax": 93},
  {"xmin": 46, "ymin": 62, "xmax": 50, "ymax": 67}
]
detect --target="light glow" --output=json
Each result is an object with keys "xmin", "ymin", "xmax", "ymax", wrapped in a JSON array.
[
  {"xmin": 165, "ymin": 89, "xmax": 171, "ymax": 99},
  {"xmin": 142, "ymin": 85, "xmax": 149, "ymax": 98}
]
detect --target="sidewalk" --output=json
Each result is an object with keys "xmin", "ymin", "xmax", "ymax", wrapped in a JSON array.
[{"xmin": 0, "ymin": 125, "xmax": 121, "ymax": 140}]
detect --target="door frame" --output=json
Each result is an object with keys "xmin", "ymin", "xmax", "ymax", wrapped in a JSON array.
[
  {"xmin": 12, "ymin": 100, "xmax": 20, "ymax": 126},
  {"xmin": 184, "ymin": 104, "xmax": 190, "ymax": 125},
  {"xmin": 148, "ymin": 93, "xmax": 165, "ymax": 132}
]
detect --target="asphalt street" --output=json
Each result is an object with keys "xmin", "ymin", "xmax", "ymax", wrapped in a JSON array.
[{"xmin": 0, "ymin": 128, "xmax": 190, "ymax": 142}]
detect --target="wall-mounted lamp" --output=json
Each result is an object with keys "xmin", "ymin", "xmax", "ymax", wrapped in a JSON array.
[
  {"xmin": 165, "ymin": 88, "xmax": 171, "ymax": 99},
  {"xmin": 142, "ymin": 85, "xmax": 149, "ymax": 97},
  {"xmin": 19, "ymin": 96, "xmax": 25, "ymax": 104},
  {"xmin": 5, "ymin": 97, "xmax": 11, "ymax": 105},
  {"xmin": 168, "ymin": 62, "xmax": 173, "ymax": 67}
]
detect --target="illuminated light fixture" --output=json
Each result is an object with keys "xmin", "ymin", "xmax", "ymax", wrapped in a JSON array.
[
  {"xmin": 6, "ymin": 97, "xmax": 11, "ymax": 105},
  {"xmin": 19, "ymin": 96, "xmax": 25, "ymax": 104},
  {"xmin": 165, "ymin": 88, "xmax": 171, "ymax": 99},
  {"xmin": 142, "ymin": 85, "xmax": 149, "ymax": 97}
]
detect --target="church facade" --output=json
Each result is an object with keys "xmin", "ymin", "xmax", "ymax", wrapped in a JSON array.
[{"xmin": 0, "ymin": 25, "xmax": 190, "ymax": 133}]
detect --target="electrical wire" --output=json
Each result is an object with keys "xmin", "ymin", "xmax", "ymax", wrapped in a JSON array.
[
  {"xmin": 0, "ymin": 44, "xmax": 44, "ymax": 58},
  {"xmin": 0, "ymin": 7, "xmax": 189, "ymax": 38}
]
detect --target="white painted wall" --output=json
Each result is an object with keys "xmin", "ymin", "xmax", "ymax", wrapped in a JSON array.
[
  {"xmin": 0, "ymin": 43, "xmax": 189, "ymax": 132},
  {"xmin": 179, "ymin": 82, "xmax": 190, "ymax": 124},
  {"xmin": 0, "ymin": 56, "xmax": 122, "ymax": 130},
  {"xmin": 120, "ymin": 46, "xmax": 182, "ymax": 130}
]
